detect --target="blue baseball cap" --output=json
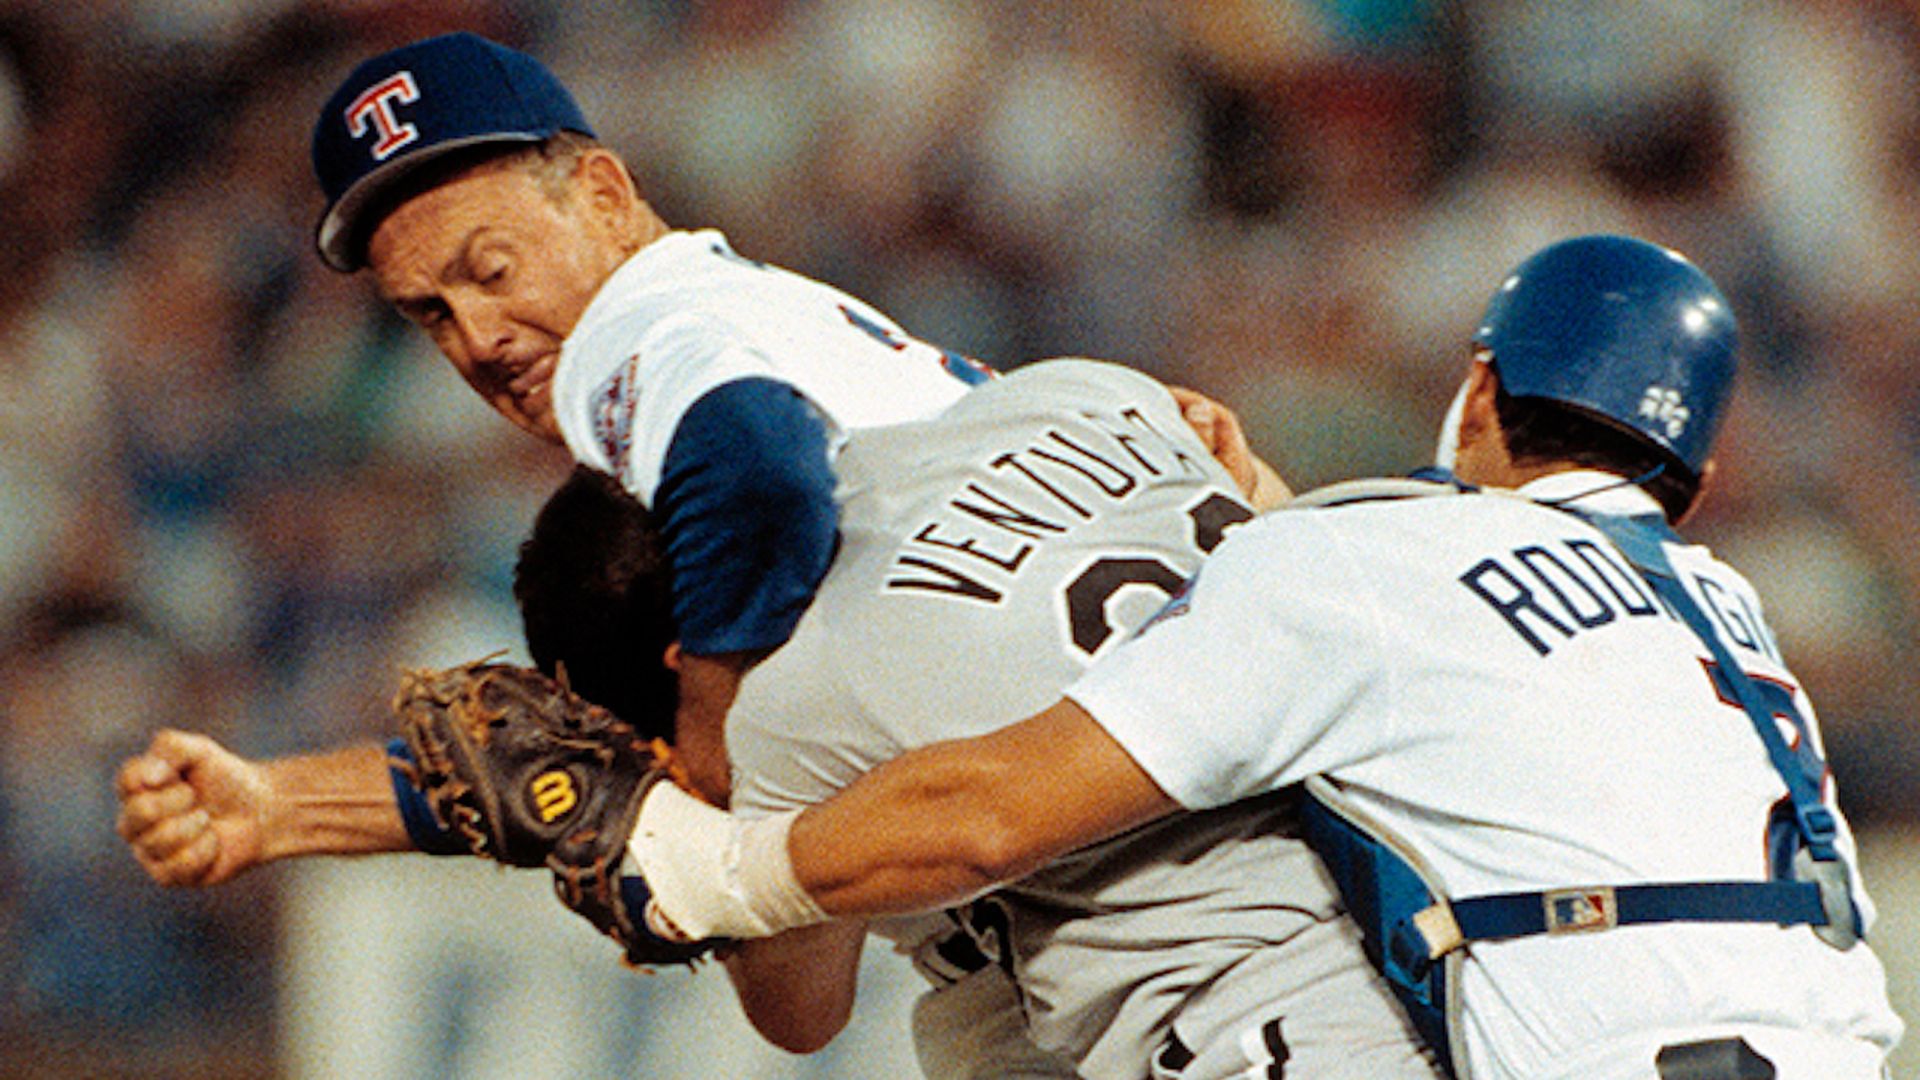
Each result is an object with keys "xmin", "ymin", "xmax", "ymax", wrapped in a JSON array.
[{"xmin": 311, "ymin": 32, "xmax": 596, "ymax": 271}]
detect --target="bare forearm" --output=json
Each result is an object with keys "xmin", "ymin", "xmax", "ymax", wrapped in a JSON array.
[
  {"xmin": 723, "ymin": 921, "xmax": 866, "ymax": 1053},
  {"xmin": 786, "ymin": 740, "xmax": 1048, "ymax": 915},
  {"xmin": 675, "ymin": 651, "xmax": 756, "ymax": 805},
  {"xmin": 119, "ymin": 730, "xmax": 416, "ymax": 887},
  {"xmin": 257, "ymin": 743, "xmax": 411, "ymax": 861},
  {"xmin": 789, "ymin": 704, "xmax": 1176, "ymax": 914},
  {"xmin": 630, "ymin": 699, "xmax": 1180, "ymax": 939}
]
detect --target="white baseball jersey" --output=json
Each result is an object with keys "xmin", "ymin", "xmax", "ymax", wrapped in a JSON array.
[
  {"xmin": 1069, "ymin": 473, "xmax": 1903, "ymax": 1080},
  {"xmin": 547, "ymin": 228, "xmax": 987, "ymax": 656},
  {"xmin": 551, "ymin": 228, "xmax": 974, "ymax": 504},
  {"xmin": 727, "ymin": 360, "xmax": 1436, "ymax": 1080}
]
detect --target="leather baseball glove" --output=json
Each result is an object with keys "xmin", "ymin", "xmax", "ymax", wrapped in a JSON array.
[{"xmin": 392, "ymin": 659, "xmax": 716, "ymax": 967}]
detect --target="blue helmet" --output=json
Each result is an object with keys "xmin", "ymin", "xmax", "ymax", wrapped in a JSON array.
[{"xmin": 1474, "ymin": 234, "xmax": 1738, "ymax": 479}]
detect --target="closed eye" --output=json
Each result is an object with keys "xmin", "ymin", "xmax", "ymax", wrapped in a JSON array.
[{"xmin": 395, "ymin": 296, "xmax": 450, "ymax": 328}]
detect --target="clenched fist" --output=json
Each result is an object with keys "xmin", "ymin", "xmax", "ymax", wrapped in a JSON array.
[{"xmin": 115, "ymin": 729, "xmax": 272, "ymax": 887}]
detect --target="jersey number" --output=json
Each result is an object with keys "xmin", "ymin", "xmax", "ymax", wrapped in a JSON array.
[
  {"xmin": 1702, "ymin": 660, "xmax": 1828, "ymax": 877},
  {"xmin": 1062, "ymin": 492, "xmax": 1252, "ymax": 657}
]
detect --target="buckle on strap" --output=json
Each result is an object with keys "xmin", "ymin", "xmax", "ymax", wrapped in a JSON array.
[
  {"xmin": 1388, "ymin": 903, "xmax": 1464, "ymax": 980},
  {"xmin": 1795, "ymin": 848, "xmax": 1862, "ymax": 951}
]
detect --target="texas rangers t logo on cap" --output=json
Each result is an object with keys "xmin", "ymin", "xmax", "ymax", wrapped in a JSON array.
[
  {"xmin": 345, "ymin": 72, "xmax": 421, "ymax": 161},
  {"xmin": 310, "ymin": 32, "xmax": 597, "ymax": 272}
]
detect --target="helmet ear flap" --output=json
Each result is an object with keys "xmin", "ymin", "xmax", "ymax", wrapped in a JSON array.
[{"xmin": 1474, "ymin": 235, "xmax": 1737, "ymax": 478}]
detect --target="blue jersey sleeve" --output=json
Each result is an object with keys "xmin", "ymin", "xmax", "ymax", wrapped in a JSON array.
[{"xmin": 653, "ymin": 377, "xmax": 840, "ymax": 656}]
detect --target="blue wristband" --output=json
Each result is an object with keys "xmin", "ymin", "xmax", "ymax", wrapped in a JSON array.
[{"xmin": 385, "ymin": 737, "xmax": 467, "ymax": 856}]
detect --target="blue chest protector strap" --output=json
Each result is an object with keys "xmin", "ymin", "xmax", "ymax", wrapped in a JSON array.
[
  {"xmin": 1573, "ymin": 511, "xmax": 1860, "ymax": 952},
  {"xmin": 1298, "ymin": 493, "xmax": 1863, "ymax": 1077}
]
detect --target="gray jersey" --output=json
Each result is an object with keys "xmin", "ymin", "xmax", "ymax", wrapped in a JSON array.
[{"xmin": 728, "ymin": 359, "xmax": 1436, "ymax": 1079}]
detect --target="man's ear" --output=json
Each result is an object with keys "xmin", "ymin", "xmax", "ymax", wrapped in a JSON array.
[
  {"xmin": 663, "ymin": 642, "xmax": 684, "ymax": 672},
  {"xmin": 575, "ymin": 148, "xmax": 640, "ymax": 226},
  {"xmin": 1445, "ymin": 355, "xmax": 1513, "ymax": 486},
  {"xmin": 1457, "ymin": 356, "xmax": 1501, "ymax": 444}
]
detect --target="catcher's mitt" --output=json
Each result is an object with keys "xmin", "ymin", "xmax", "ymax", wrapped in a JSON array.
[{"xmin": 393, "ymin": 659, "xmax": 715, "ymax": 967}]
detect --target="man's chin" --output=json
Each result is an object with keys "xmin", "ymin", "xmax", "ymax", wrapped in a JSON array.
[
  {"xmin": 524, "ymin": 412, "xmax": 565, "ymax": 444},
  {"xmin": 495, "ymin": 399, "xmax": 563, "ymax": 445}
]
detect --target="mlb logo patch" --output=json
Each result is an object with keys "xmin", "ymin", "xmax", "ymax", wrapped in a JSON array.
[
  {"xmin": 1543, "ymin": 887, "xmax": 1617, "ymax": 934},
  {"xmin": 591, "ymin": 355, "xmax": 642, "ymax": 473}
]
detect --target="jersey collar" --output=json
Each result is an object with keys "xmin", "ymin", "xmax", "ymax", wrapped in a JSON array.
[
  {"xmin": 1513, "ymin": 469, "xmax": 1665, "ymax": 519},
  {"xmin": 567, "ymin": 229, "xmax": 720, "ymax": 344}
]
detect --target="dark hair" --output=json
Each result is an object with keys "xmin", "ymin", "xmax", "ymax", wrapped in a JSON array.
[
  {"xmin": 1493, "ymin": 379, "xmax": 1701, "ymax": 521},
  {"xmin": 513, "ymin": 466, "xmax": 680, "ymax": 741}
]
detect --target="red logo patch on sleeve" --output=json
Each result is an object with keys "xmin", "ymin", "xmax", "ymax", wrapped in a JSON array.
[{"xmin": 590, "ymin": 355, "xmax": 642, "ymax": 473}]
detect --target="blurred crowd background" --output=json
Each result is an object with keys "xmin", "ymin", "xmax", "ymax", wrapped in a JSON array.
[{"xmin": 2, "ymin": 0, "xmax": 1917, "ymax": 1076}]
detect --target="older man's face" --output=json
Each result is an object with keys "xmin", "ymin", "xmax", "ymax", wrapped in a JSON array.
[{"xmin": 367, "ymin": 159, "xmax": 624, "ymax": 443}]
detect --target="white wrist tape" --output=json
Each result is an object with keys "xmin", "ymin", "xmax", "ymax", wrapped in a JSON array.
[{"xmin": 626, "ymin": 781, "xmax": 829, "ymax": 942}]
